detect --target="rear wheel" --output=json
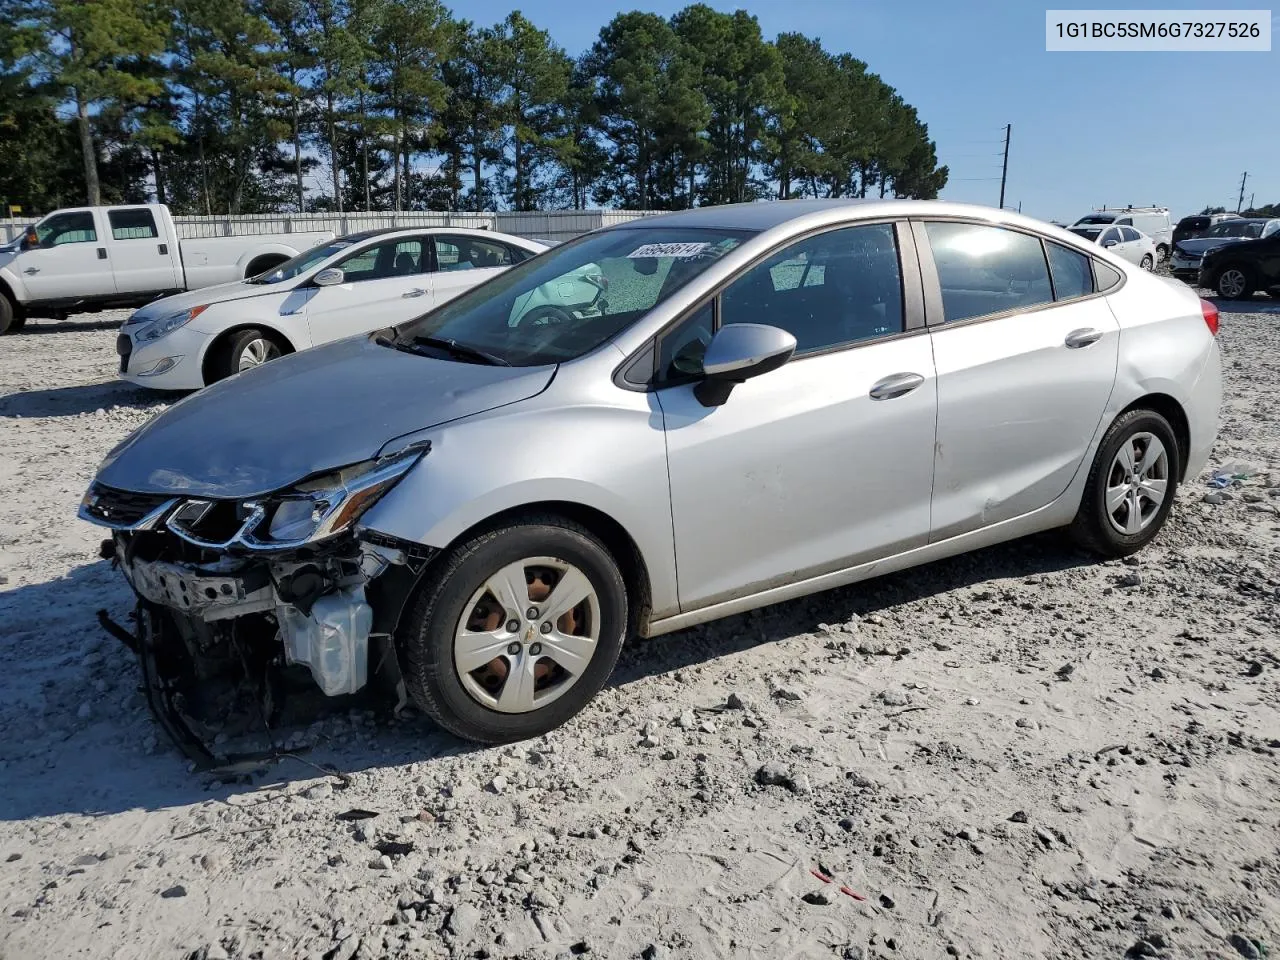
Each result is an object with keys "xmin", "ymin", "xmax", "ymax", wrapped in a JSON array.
[
  {"xmin": 1069, "ymin": 408, "xmax": 1179, "ymax": 558},
  {"xmin": 1215, "ymin": 265, "xmax": 1254, "ymax": 300},
  {"xmin": 399, "ymin": 515, "xmax": 627, "ymax": 743},
  {"xmin": 1140, "ymin": 254, "xmax": 1154, "ymax": 271},
  {"xmin": 209, "ymin": 328, "xmax": 284, "ymax": 384}
]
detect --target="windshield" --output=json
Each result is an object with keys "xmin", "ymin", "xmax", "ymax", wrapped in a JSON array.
[
  {"xmin": 1205, "ymin": 221, "xmax": 1262, "ymax": 239},
  {"xmin": 247, "ymin": 238, "xmax": 357, "ymax": 283},
  {"xmin": 1073, "ymin": 215, "xmax": 1115, "ymax": 226},
  {"xmin": 1068, "ymin": 227, "xmax": 1103, "ymax": 242},
  {"xmin": 392, "ymin": 227, "xmax": 752, "ymax": 366}
]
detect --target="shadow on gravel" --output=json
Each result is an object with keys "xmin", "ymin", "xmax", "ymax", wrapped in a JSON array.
[
  {"xmin": 611, "ymin": 531, "xmax": 1093, "ymax": 687},
  {"xmin": 1207, "ymin": 296, "xmax": 1280, "ymax": 315},
  {"xmin": 0, "ymin": 533, "xmax": 1092, "ymax": 821},
  {"xmin": 0, "ymin": 381, "xmax": 166, "ymax": 418},
  {"xmin": 16, "ymin": 317, "xmax": 123, "ymax": 334}
]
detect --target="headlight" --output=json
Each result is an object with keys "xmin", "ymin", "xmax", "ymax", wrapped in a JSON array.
[
  {"xmin": 136, "ymin": 305, "xmax": 209, "ymax": 343},
  {"xmin": 165, "ymin": 449, "xmax": 425, "ymax": 551}
]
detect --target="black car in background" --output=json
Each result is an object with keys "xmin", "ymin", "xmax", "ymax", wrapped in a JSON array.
[
  {"xmin": 1173, "ymin": 212, "xmax": 1240, "ymax": 246},
  {"xmin": 1200, "ymin": 228, "xmax": 1280, "ymax": 300}
]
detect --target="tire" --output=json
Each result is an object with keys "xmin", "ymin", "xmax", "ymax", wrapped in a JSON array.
[
  {"xmin": 1069, "ymin": 408, "xmax": 1180, "ymax": 558},
  {"xmin": 1214, "ymin": 264, "xmax": 1254, "ymax": 300},
  {"xmin": 399, "ymin": 515, "xmax": 628, "ymax": 744},
  {"xmin": 209, "ymin": 328, "xmax": 284, "ymax": 383},
  {"xmin": 1140, "ymin": 254, "xmax": 1154, "ymax": 271},
  {"xmin": 1156, "ymin": 244, "xmax": 1169, "ymax": 261},
  {"xmin": 0, "ymin": 295, "xmax": 14, "ymax": 335}
]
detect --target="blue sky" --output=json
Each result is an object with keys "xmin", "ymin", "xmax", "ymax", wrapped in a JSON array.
[{"xmin": 456, "ymin": 0, "xmax": 1278, "ymax": 222}]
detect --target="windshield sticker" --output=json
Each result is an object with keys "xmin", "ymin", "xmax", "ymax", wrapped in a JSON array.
[{"xmin": 627, "ymin": 242, "xmax": 710, "ymax": 259}]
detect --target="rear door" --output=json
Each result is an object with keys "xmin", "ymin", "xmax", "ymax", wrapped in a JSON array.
[
  {"xmin": 917, "ymin": 220, "xmax": 1119, "ymax": 541},
  {"xmin": 105, "ymin": 208, "xmax": 180, "ymax": 294},
  {"xmin": 429, "ymin": 235, "xmax": 520, "ymax": 306},
  {"xmin": 305, "ymin": 235, "xmax": 430, "ymax": 345},
  {"xmin": 19, "ymin": 210, "xmax": 115, "ymax": 300}
]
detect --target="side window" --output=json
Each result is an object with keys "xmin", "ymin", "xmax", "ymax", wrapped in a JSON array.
[
  {"xmin": 1121, "ymin": 227, "xmax": 1141, "ymax": 242},
  {"xmin": 435, "ymin": 236, "xmax": 515, "ymax": 271},
  {"xmin": 720, "ymin": 223, "xmax": 904, "ymax": 354},
  {"xmin": 1094, "ymin": 260, "xmax": 1123, "ymax": 292},
  {"xmin": 1099, "ymin": 227, "xmax": 1121, "ymax": 246},
  {"xmin": 1117, "ymin": 217, "xmax": 1132, "ymax": 226},
  {"xmin": 108, "ymin": 208, "xmax": 159, "ymax": 241},
  {"xmin": 35, "ymin": 212, "xmax": 97, "ymax": 247},
  {"xmin": 654, "ymin": 302, "xmax": 715, "ymax": 385},
  {"xmin": 335, "ymin": 238, "xmax": 425, "ymax": 282},
  {"xmin": 923, "ymin": 222, "xmax": 1053, "ymax": 323},
  {"xmin": 1046, "ymin": 242, "xmax": 1095, "ymax": 301}
]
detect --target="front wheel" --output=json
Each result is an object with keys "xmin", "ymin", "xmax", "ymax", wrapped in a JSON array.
[
  {"xmin": 0, "ymin": 295, "xmax": 15, "ymax": 334},
  {"xmin": 210, "ymin": 328, "xmax": 283, "ymax": 383},
  {"xmin": 1069, "ymin": 409, "xmax": 1179, "ymax": 557},
  {"xmin": 399, "ymin": 516, "xmax": 628, "ymax": 743},
  {"xmin": 1140, "ymin": 254, "xmax": 1154, "ymax": 271},
  {"xmin": 1215, "ymin": 265, "xmax": 1254, "ymax": 300}
]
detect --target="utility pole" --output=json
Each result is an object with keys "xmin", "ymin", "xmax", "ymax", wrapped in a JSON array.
[
  {"xmin": 1236, "ymin": 171, "xmax": 1248, "ymax": 213},
  {"xmin": 998, "ymin": 123, "xmax": 1011, "ymax": 210},
  {"xmin": 1248, "ymin": 192, "xmax": 1255, "ymax": 212}
]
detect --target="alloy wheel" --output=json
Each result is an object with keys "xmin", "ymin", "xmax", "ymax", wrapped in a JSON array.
[
  {"xmin": 1105, "ymin": 432, "xmax": 1169, "ymax": 535},
  {"xmin": 1218, "ymin": 268, "xmax": 1247, "ymax": 298},
  {"xmin": 453, "ymin": 556, "xmax": 600, "ymax": 714},
  {"xmin": 237, "ymin": 337, "xmax": 281, "ymax": 370}
]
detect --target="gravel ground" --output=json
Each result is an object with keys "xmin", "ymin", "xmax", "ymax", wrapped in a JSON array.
[{"xmin": 0, "ymin": 297, "xmax": 1278, "ymax": 960}]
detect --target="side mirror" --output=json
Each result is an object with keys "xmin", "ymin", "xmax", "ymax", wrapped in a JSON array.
[
  {"xmin": 693, "ymin": 323, "xmax": 796, "ymax": 408},
  {"xmin": 20, "ymin": 228, "xmax": 39, "ymax": 251},
  {"xmin": 313, "ymin": 267, "xmax": 344, "ymax": 287},
  {"xmin": 1102, "ymin": 239, "xmax": 1118, "ymax": 248}
]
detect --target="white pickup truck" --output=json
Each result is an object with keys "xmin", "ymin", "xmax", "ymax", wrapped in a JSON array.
[{"xmin": 0, "ymin": 204, "xmax": 335, "ymax": 333}]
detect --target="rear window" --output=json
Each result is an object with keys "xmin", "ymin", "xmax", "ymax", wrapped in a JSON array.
[
  {"xmin": 1074, "ymin": 215, "xmax": 1116, "ymax": 225},
  {"xmin": 1178, "ymin": 217, "xmax": 1209, "ymax": 231},
  {"xmin": 108, "ymin": 208, "xmax": 159, "ymax": 240}
]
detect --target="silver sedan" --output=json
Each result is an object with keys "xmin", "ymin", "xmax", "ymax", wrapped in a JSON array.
[{"xmin": 81, "ymin": 199, "xmax": 1222, "ymax": 753}]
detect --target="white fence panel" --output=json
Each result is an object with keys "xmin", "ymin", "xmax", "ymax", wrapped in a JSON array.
[{"xmin": 0, "ymin": 209, "xmax": 664, "ymax": 244}]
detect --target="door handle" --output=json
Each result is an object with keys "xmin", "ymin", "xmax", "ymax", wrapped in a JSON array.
[
  {"xmin": 869, "ymin": 372, "xmax": 925, "ymax": 400},
  {"xmin": 158, "ymin": 243, "xmax": 168, "ymax": 255},
  {"xmin": 97, "ymin": 247, "xmax": 107, "ymax": 260},
  {"xmin": 402, "ymin": 288, "xmax": 427, "ymax": 298},
  {"xmin": 1064, "ymin": 327, "xmax": 1103, "ymax": 349},
  {"xmin": 22, "ymin": 266, "xmax": 38, "ymax": 275}
]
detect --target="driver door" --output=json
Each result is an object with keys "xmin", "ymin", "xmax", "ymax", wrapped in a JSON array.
[
  {"xmin": 305, "ymin": 235, "xmax": 430, "ymax": 345},
  {"xmin": 656, "ymin": 221, "xmax": 938, "ymax": 613},
  {"xmin": 20, "ymin": 210, "xmax": 115, "ymax": 300}
]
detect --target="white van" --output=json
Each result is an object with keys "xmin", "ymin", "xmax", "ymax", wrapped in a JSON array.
[{"xmin": 1070, "ymin": 207, "xmax": 1172, "ymax": 260}]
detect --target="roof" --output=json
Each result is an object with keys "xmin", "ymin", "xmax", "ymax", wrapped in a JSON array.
[{"xmin": 608, "ymin": 198, "xmax": 1047, "ymax": 235}]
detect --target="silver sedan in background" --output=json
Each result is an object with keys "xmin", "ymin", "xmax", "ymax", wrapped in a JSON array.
[{"xmin": 81, "ymin": 199, "xmax": 1222, "ymax": 755}]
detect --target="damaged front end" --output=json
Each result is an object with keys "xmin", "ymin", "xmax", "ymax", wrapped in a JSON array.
[{"xmin": 81, "ymin": 447, "xmax": 435, "ymax": 770}]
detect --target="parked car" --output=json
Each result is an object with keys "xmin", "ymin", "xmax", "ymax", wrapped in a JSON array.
[
  {"xmin": 116, "ymin": 227, "xmax": 604, "ymax": 389},
  {"xmin": 1173, "ymin": 212, "xmax": 1241, "ymax": 247},
  {"xmin": 1070, "ymin": 207, "xmax": 1172, "ymax": 259},
  {"xmin": 1171, "ymin": 218, "xmax": 1280, "ymax": 284},
  {"xmin": 81, "ymin": 199, "xmax": 1221, "ymax": 755},
  {"xmin": 1199, "ymin": 222, "xmax": 1280, "ymax": 299},
  {"xmin": 0, "ymin": 204, "xmax": 335, "ymax": 334},
  {"xmin": 1067, "ymin": 223, "xmax": 1158, "ymax": 269}
]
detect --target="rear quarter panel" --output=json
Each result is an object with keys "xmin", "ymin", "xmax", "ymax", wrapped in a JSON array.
[
  {"xmin": 1103, "ymin": 271, "xmax": 1220, "ymax": 476},
  {"xmin": 179, "ymin": 232, "xmax": 335, "ymax": 289}
]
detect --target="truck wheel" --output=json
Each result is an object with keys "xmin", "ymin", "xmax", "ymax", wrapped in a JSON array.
[
  {"xmin": 210, "ymin": 328, "xmax": 285, "ymax": 383},
  {"xmin": 0, "ymin": 295, "xmax": 16, "ymax": 334}
]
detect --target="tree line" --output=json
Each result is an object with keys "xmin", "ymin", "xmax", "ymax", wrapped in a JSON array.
[{"xmin": 0, "ymin": 0, "xmax": 949, "ymax": 216}]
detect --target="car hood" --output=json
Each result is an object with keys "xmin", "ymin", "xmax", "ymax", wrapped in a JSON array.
[
  {"xmin": 1177, "ymin": 237, "xmax": 1252, "ymax": 256},
  {"xmin": 124, "ymin": 280, "xmax": 294, "ymax": 325},
  {"xmin": 96, "ymin": 335, "xmax": 556, "ymax": 498}
]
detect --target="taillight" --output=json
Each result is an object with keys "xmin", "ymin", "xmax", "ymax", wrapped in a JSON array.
[{"xmin": 1200, "ymin": 298, "xmax": 1219, "ymax": 336}]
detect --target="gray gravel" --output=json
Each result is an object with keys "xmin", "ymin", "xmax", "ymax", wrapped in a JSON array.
[{"xmin": 0, "ymin": 299, "xmax": 1278, "ymax": 959}]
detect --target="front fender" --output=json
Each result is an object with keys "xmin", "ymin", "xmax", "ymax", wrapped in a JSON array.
[
  {"xmin": 357, "ymin": 398, "xmax": 679, "ymax": 618},
  {"xmin": 0, "ymin": 263, "xmax": 29, "ymax": 303}
]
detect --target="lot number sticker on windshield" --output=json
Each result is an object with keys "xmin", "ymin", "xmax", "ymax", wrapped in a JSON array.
[{"xmin": 627, "ymin": 242, "xmax": 709, "ymax": 259}]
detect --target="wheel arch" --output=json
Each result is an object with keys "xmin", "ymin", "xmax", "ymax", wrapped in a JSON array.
[
  {"xmin": 243, "ymin": 253, "xmax": 291, "ymax": 279},
  {"xmin": 1118, "ymin": 393, "xmax": 1191, "ymax": 481},
  {"xmin": 417, "ymin": 500, "xmax": 654, "ymax": 639},
  {"xmin": 200, "ymin": 322, "xmax": 298, "ymax": 385}
]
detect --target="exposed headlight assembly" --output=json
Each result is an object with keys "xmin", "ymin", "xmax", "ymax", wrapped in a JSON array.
[
  {"xmin": 136, "ymin": 304, "xmax": 209, "ymax": 343},
  {"xmin": 165, "ymin": 448, "xmax": 425, "ymax": 551}
]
